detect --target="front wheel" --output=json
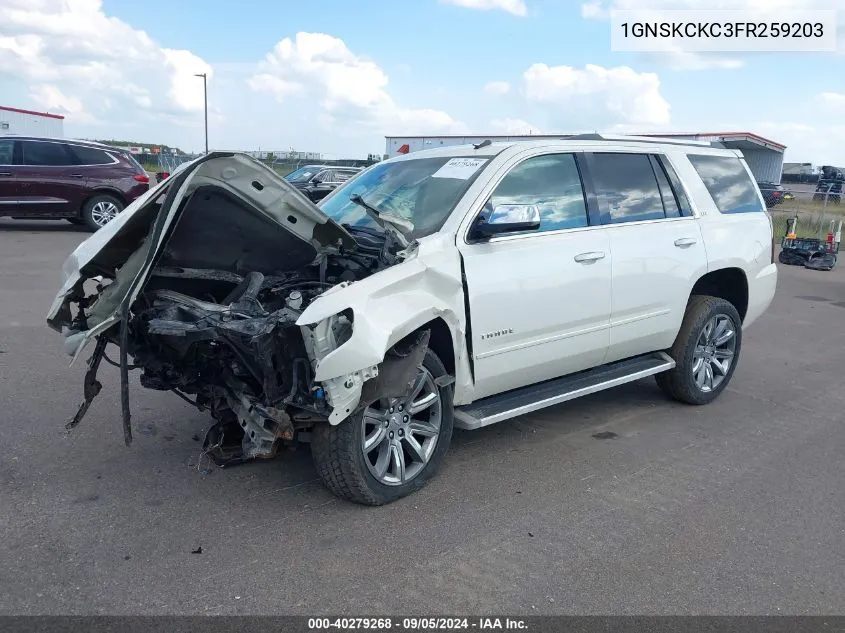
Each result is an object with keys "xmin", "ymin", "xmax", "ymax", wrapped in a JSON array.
[
  {"xmin": 656, "ymin": 296, "xmax": 742, "ymax": 405},
  {"xmin": 311, "ymin": 348, "xmax": 454, "ymax": 505}
]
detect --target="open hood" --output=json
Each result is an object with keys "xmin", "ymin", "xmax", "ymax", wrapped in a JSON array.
[{"xmin": 47, "ymin": 152, "xmax": 355, "ymax": 359}]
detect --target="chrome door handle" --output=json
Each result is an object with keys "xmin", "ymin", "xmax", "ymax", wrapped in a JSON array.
[
  {"xmin": 574, "ymin": 251, "xmax": 606, "ymax": 263},
  {"xmin": 674, "ymin": 238, "xmax": 697, "ymax": 247},
  {"xmin": 0, "ymin": 172, "xmax": 11, "ymax": 176},
  {"xmin": 70, "ymin": 174, "xmax": 84, "ymax": 178}
]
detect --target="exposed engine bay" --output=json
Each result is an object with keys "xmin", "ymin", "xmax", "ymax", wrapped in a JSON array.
[{"xmin": 53, "ymin": 159, "xmax": 428, "ymax": 467}]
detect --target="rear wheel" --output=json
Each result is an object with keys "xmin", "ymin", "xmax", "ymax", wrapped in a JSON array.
[
  {"xmin": 656, "ymin": 295, "xmax": 742, "ymax": 405},
  {"xmin": 81, "ymin": 194, "xmax": 124, "ymax": 231},
  {"xmin": 310, "ymin": 348, "xmax": 454, "ymax": 505}
]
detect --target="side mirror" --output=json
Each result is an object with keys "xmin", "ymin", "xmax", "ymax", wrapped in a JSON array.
[{"xmin": 472, "ymin": 204, "xmax": 541, "ymax": 238}]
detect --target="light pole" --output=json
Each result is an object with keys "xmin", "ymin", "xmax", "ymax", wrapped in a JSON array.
[{"xmin": 194, "ymin": 72, "xmax": 208, "ymax": 154}]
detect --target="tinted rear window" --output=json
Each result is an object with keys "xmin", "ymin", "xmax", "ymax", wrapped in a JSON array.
[
  {"xmin": 21, "ymin": 141, "xmax": 75, "ymax": 166},
  {"xmin": 69, "ymin": 145, "xmax": 114, "ymax": 165},
  {"xmin": 688, "ymin": 154, "xmax": 765, "ymax": 214},
  {"xmin": 590, "ymin": 152, "xmax": 665, "ymax": 224},
  {"xmin": 0, "ymin": 139, "xmax": 13, "ymax": 165}
]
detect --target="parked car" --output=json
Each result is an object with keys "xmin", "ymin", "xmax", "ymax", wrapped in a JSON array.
[
  {"xmin": 47, "ymin": 137, "xmax": 777, "ymax": 505},
  {"xmin": 756, "ymin": 181, "xmax": 791, "ymax": 208},
  {"xmin": 0, "ymin": 136, "xmax": 150, "ymax": 230},
  {"xmin": 284, "ymin": 164, "xmax": 363, "ymax": 202},
  {"xmin": 813, "ymin": 165, "xmax": 843, "ymax": 204}
]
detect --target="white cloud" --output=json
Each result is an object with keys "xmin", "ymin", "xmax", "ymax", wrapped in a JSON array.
[
  {"xmin": 484, "ymin": 81, "xmax": 511, "ymax": 95},
  {"xmin": 248, "ymin": 32, "xmax": 468, "ymax": 136},
  {"xmin": 649, "ymin": 49, "xmax": 743, "ymax": 71},
  {"xmin": 523, "ymin": 63, "xmax": 670, "ymax": 126},
  {"xmin": 583, "ymin": 0, "xmax": 843, "ymax": 16},
  {"xmin": 819, "ymin": 92, "xmax": 845, "ymax": 108},
  {"xmin": 0, "ymin": 0, "xmax": 212, "ymax": 126},
  {"xmin": 439, "ymin": 0, "xmax": 528, "ymax": 16},
  {"xmin": 28, "ymin": 84, "xmax": 94, "ymax": 122},
  {"xmin": 581, "ymin": 1, "xmax": 610, "ymax": 18},
  {"xmin": 490, "ymin": 118, "xmax": 541, "ymax": 134},
  {"xmin": 752, "ymin": 120, "xmax": 845, "ymax": 164}
]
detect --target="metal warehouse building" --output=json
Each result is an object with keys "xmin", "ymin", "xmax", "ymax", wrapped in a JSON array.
[
  {"xmin": 0, "ymin": 106, "xmax": 65, "ymax": 138},
  {"xmin": 385, "ymin": 131, "xmax": 786, "ymax": 184}
]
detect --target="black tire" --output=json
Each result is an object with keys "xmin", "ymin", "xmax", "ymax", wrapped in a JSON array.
[
  {"xmin": 656, "ymin": 295, "xmax": 743, "ymax": 406},
  {"xmin": 66, "ymin": 218, "xmax": 84, "ymax": 226},
  {"xmin": 310, "ymin": 348, "xmax": 454, "ymax": 505},
  {"xmin": 81, "ymin": 194, "xmax": 124, "ymax": 231}
]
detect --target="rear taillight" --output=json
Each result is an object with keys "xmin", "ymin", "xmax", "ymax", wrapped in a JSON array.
[
  {"xmin": 773, "ymin": 191, "xmax": 782, "ymax": 197},
  {"xmin": 133, "ymin": 174, "xmax": 150, "ymax": 183}
]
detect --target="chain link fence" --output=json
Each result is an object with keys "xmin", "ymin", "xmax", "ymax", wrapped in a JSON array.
[{"xmin": 769, "ymin": 183, "xmax": 843, "ymax": 249}]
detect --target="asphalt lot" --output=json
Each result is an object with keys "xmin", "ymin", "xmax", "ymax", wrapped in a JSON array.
[{"xmin": 1, "ymin": 218, "xmax": 844, "ymax": 615}]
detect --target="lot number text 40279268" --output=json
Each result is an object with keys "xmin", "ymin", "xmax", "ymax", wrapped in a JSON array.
[{"xmin": 307, "ymin": 617, "xmax": 528, "ymax": 630}]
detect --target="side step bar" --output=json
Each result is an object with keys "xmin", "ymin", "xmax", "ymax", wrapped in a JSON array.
[{"xmin": 453, "ymin": 352, "xmax": 675, "ymax": 430}]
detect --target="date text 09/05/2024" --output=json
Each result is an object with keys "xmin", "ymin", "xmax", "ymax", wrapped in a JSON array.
[{"xmin": 307, "ymin": 618, "xmax": 529, "ymax": 630}]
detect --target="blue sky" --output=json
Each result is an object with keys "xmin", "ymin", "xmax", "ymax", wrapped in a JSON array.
[{"xmin": 1, "ymin": 0, "xmax": 843, "ymax": 163}]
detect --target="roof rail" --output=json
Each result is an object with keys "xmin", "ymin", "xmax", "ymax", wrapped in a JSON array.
[{"xmin": 566, "ymin": 133, "xmax": 715, "ymax": 147}]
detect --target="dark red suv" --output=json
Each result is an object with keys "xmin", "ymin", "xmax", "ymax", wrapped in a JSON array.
[{"xmin": 0, "ymin": 136, "xmax": 150, "ymax": 230}]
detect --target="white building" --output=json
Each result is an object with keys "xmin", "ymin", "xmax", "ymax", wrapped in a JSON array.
[
  {"xmin": 385, "ymin": 131, "xmax": 786, "ymax": 184},
  {"xmin": 0, "ymin": 105, "xmax": 65, "ymax": 137}
]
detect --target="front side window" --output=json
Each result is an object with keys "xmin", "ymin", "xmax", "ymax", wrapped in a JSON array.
[
  {"xmin": 0, "ymin": 139, "xmax": 13, "ymax": 165},
  {"xmin": 489, "ymin": 153, "xmax": 588, "ymax": 232},
  {"xmin": 590, "ymin": 153, "xmax": 665, "ymax": 224},
  {"xmin": 688, "ymin": 154, "xmax": 765, "ymax": 214},
  {"xmin": 21, "ymin": 141, "xmax": 75, "ymax": 167},
  {"xmin": 319, "ymin": 156, "xmax": 488, "ymax": 239}
]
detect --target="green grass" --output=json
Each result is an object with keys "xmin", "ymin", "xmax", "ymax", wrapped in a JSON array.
[{"xmin": 772, "ymin": 211, "xmax": 843, "ymax": 240}]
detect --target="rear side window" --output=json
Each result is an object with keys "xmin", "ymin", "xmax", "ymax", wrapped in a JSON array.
[
  {"xmin": 69, "ymin": 145, "xmax": 114, "ymax": 165},
  {"xmin": 688, "ymin": 154, "xmax": 765, "ymax": 214},
  {"xmin": 21, "ymin": 141, "xmax": 75, "ymax": 166},
  {"xmin": 123, "ymin": 152, "xmax": 147, "ymax": 173},
  {"xmin": 0, "ymin": 139, "xmax": 13, "ymax": 165},
  {"xmin": 656, "ymin": 155, "xmax": 693, "ymax": 216},
  {"xmin": 649, "ymin": 155, "xmax": 680, "ymax": 218},
  {"xmin": 589, "ymin": 153, "xmax": 665, "ymax": 224},
  {"xmin": 490, "ymin": 153, "xmax": 588, "ymax": 232}
]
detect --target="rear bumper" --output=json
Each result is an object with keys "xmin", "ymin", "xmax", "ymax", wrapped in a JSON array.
[
  {"xmin": 125, "ymin": 182, "xmax": 150, "ymax": 202},
  {"xmin": 744, "ymin": 263, "xmax": 777, "ymax": 329}
]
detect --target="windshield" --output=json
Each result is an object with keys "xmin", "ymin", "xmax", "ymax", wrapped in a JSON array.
[
  {"xmin": 285, "ymin": 166, "xmax": 323, "ymax": 183},
  {"xmin": 318, "ymin": 156, "xmax": 488, "ymax": 239}
]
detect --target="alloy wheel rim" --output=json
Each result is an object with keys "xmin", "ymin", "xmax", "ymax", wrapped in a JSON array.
[
  {"xmin": 692, "ymin": 314, "xmax": 737, "ymax": 393},
  {"xmin": 90, "ymin": 201, "xmax": 119, "ymax": 227},
  {"xmin": 361, "ymin": 367, "xmax": 442, "ymax": 486}
]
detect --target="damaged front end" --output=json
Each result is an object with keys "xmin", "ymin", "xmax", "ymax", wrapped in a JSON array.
[{"xmin": 49, "ymin": 152, "xmax": 418, "ymax": 466}]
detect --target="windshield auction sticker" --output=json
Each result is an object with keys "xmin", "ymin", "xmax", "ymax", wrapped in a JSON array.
[{"xmin": 431, "ymin": 158, "xmax": 488, "ymax": 180}]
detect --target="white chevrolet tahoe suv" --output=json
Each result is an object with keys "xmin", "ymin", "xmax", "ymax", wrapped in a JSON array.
[{"xmin": 47, "ymin": 135, "xmax": 778, "ymax": 505}]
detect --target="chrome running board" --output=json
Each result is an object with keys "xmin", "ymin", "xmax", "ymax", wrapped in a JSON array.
[{"xmin": 453, "ymin": 352, "xmax": 675, "ymax": 430}]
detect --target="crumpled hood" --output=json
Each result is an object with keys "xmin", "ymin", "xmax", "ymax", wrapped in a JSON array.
[{"xmin": 47, "ymin": 152, "xmax": 355, "ymax": 358}]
